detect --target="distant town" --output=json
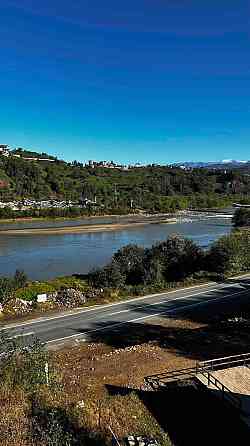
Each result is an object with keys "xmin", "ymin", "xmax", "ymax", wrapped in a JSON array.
[
  {"xmin": 0, "ymin": 143, "xmax": 150, "ymax": 170},
  {"xmin": 0, "ymin": 142, "xmax": 249, "ymax": 214},
  {"xmin": 2, "ymin": 143, "xmax": 249, "ymax": 172}
]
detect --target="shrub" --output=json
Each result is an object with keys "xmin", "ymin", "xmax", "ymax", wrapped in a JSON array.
[{"xmin": 208, "ymin": 229, "xmax": 250, "ymax": 275}]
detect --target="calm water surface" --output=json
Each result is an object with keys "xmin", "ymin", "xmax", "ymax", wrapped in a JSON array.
[{"xmin": 0, "ymin": 216, "xmax": 232, "ymax": 280}]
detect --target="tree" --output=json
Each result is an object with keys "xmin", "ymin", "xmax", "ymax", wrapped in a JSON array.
[
  {"xmin": 89, "ymin": 261, "xmax": 126, "ymax": 289},
  {"xmin": 150, "ymin": 235, "xmax": 203, "ymax": 281},
  {"xmin": 112, "ymin": 244, "xmax": 145, "ymax": 285},
  {"xmin": 232, "ymin": 208, "xmax": 250, "ymax": 227},
  {"xmin": 13, "ymin": 269, "xmax": 28, "ymax": 288},
  {"xmin": 142, "ymin": 253, "xmax": 164, "ymax": 285},
  {"xmin": 207, "ymin": 230, "xmax": 250, "ymax": 275},
  {"xmin": 0, "ymin": 277, "xmax": 14, "ymax": 303}
]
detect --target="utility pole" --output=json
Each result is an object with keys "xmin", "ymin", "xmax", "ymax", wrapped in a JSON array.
[{"xmin": 114, "ymin": 184, "xmax": 118, "ymax": 207}]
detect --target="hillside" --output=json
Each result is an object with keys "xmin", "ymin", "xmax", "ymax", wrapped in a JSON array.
[{"xmin": 0, "ymin": 149, "xmax": 250, "ymax": 214}]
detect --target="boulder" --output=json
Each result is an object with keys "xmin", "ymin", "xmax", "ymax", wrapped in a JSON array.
[
  {"xmin": 48, "ymin": 288, "xmax": 87, "ymax": 308},
  {"xmin": 3, "ymin": 298, "xmax": 33, "ymax": 316}
]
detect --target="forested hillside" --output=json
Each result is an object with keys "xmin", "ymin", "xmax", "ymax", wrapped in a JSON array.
[{"xmin": 0, "ymin": 150, "xmax": 250, "ymax": 213}]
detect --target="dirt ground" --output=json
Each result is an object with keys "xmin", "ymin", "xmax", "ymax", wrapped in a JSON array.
[
  {"xmin": 53, "ymin": 301, "xmax": 250, "ymax": 445},
  {"xmin": 1, "ymin": 293, "xmax": 250, "ymax": 445}
]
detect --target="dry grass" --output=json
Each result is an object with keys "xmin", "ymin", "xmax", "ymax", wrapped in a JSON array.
[
  {"xmin": 1, "ymin": 304, "xmax": 250, "ymax": 445},
  {"xmin": 0, "ymin": 387, "xmax": 31, "ymax": 446}
]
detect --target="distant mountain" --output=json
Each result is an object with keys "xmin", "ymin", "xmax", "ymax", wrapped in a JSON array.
[{"xmin": 174, "ymin": 160, "xmax": 250, "ymax": 169}]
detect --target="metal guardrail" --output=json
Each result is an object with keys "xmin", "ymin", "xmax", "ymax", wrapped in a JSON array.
[
  {"xmin": 144, "ymin": 353, "xmax": 250, "ymax": 412},
  {"xmin": 145, "ymin": 366, "xmax": 198, "ymax": 389},
  {"xmin": 198, "ymin": 352, "xmax": 250, "ymax": 372},
  {"xmin": 197, "ymin": 366, "xmax": 242, "ymax": 410}
]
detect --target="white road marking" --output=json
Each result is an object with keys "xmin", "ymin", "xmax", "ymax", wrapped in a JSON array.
[
  {"xmin": 2, "ymin": 273, "xmax": 250, "ymax": 332},
  {"xmin": 7, "ymin": 331, "xmax": 34, "ymax": 340},
  {"xmin": 108, "ymin": 309, "xmax": 131, "ymax": 316},
  {"xmin": 0, "ymin": 281, "xmax": 220, "ymax": 330},
  {"xmin": 1, "ymin": 281, "xmax": 243, "ymax": 333},
  {"xmin": 47, "ymin": 288, "xmax": 249, "ymax": 345}
]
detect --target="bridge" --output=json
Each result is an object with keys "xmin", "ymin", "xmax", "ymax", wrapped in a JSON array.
[{"xmin": 145, "ymin": 353, "xmax": 250, "ymax": 428}]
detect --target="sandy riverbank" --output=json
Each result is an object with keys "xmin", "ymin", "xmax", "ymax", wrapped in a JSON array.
[
  {"xmin": 0, "ymin": 213, "xmax": 139, "ymax": 224},
  {"xmin": 0, "ymin": 218, "xmax": 178, "ymax": 235}
]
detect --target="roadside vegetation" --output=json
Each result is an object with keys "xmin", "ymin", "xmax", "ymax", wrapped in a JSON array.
[
  {"xmin": 0, "ymin": 332, "xmax": 170, "ymax": 446},
  {"xmin": 1, "ymin": 283, "xmax": 250, "ymax": 445},
  {"xmin": 0, "ymin": 229, "xmax": 249, "ymax": 320},
  {"xmin": 89, "ymin": 229, "xmax": 250, "ymax": 290},
  {"xmin": 233, "ymin": 207, "xmax": 250, "ymax": 227}
]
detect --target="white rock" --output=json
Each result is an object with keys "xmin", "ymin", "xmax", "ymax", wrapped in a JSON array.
[{"xmin": 76, "ymin": 400, "xmax": 85, "ymax": 408}]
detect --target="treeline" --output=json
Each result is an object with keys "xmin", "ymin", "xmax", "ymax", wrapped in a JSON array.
[
  {"xmin": 0, "ymin": 152, "xmax": 250, "ymax": 213},
  {"xmin": 89, "ymin": 230, "xmax": 250, "ymax": 292}
]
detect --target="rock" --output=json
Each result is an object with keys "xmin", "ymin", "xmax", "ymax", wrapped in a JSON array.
[
  {"xmin": 76, "ymin": 400, "xmax": 85, "ymax": 408},
  {"xmin": 126, "ymin": 436, "xmax": 158, "ymax": 446},
  {"xmin": 127, "ymin": 436, "xmax": 136, "ymax": 446},
  {"xmin": 48, "ymin": 288, "xmax": 87, "ymax": 308},
  {"xmin": 3, "ymin": 298, "xmax": 33, "ymax": 316}
]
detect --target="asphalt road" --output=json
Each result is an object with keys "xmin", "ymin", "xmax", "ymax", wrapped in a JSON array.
[{"xmin": 1, "ymin": 275, "xmax": 250, "ymax": 347}]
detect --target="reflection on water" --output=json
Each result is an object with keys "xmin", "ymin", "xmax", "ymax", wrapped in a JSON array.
[{"xmin": 0, "ymin": 218, "xmax": 232, "ymax": 280}]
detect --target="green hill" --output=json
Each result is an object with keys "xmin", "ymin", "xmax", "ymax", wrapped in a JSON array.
[{"xmin": 0, "ymin": 149, "xmax": 249, "ymax": 213}]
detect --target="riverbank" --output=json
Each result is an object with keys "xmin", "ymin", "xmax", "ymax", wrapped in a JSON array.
[
  {"xmin": 0, "ymin": 213, "xmax": 138, "ymax": 224},
  {"xmin": 0, "ymin": 207, "xmax": 235, "ymax": 226},
  {"xmin": 0, "ymin": 217, "xmax": 178, "ymax": 235}
]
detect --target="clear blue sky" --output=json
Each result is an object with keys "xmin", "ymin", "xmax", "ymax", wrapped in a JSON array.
[{"xmin": 0, "ymin": 0, "xmax": 249, "ymax": 164}]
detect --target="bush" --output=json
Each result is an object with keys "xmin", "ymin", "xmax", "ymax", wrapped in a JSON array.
[
  {"xmin": 233, "ymin": 208, "xmax": 250, "ymax": 227},
  {"xmin": 208, "ymin": 229, "xmax": 250, "ymax": 275},
  {"xmin": 15, "ymin": 283, "xmax": 56, "ymax": 302},
  {"xmin": 0, "ymin": 333, "xmax": 50, "ymax": 391}
]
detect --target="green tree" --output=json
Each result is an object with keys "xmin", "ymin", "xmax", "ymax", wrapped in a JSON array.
[
  {"xmin": 232, "ymin": 208, "xmax": 250, "ymax": 227},
  {"xmin": 89, "ymin": 261, "xmax": 126, "ymax": 289},
  {"xmin": 113, "ymin": 244, "xmax": 145, "ymax": 285},
  {"xmin": 208, "ymin": 230, "xmax": 250, "ymax": 275}
]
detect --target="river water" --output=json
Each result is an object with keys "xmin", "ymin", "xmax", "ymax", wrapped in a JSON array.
[{"xmin": 0, "ymin": 215, "xmax": 232, "ymax": 280}]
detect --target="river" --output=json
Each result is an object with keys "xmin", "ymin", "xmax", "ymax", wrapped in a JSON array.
[{"xmin": 0, "ymin": 214, "xmax": 232, "ymax": 280}]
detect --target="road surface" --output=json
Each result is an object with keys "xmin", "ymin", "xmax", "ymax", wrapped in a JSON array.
[{"xmin": 1, "ymin": 275, "xmax": 250, "ymax": 347}]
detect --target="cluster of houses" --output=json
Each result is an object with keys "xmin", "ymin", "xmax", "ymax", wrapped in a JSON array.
[
  {"xmin": 0, "ymin": 144, "xmax": 55, "ymax": 162},
  {"xmin": 0, "ymin": 197, "xmax": 100, "ymax": 210},
  {"xmin": 86, "ymin": 159, "xmax": 152, "ymax": 170},
  {"xmin": 86, "ymin": 159, "xmax": 129, "ymax": 170},
  {"xmin": 0, "ymin": 144, "xmax": 10, "ymax": 157},
  {"xmin": 0, "ymin": 199, "xmax": 83, "ymax": 211}
]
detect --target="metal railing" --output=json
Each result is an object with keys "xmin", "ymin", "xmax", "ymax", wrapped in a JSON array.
[
  {"xmin": 145, "ymin": 352, "xmax": 250, "ymax": 412},
  {"xmin": 197, "ymin": 366, "xmax": 242, "ymax": 410},
  {"xmin": 198, "ymin": 352, "xmax": 250, "ymax": 372},
  {"xmin": 145, "ymin": 366, "xmax": 198, "ymax": 389}
]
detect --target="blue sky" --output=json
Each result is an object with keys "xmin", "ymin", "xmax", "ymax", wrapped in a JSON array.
[{"xmin": 0, "ymin": 0, "xmax": 249, "ymax": 164}]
